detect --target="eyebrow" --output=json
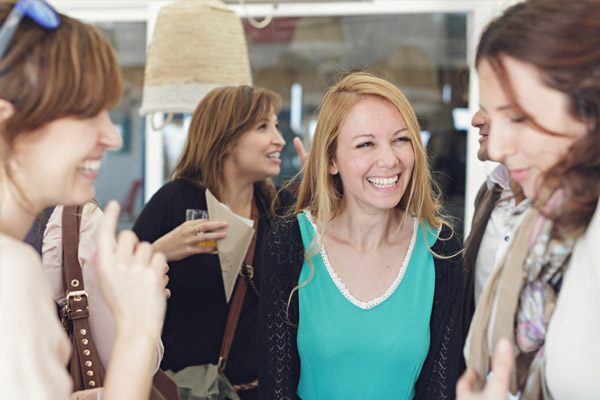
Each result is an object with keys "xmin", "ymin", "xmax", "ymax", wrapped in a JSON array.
[{"xmin": 352, "ymin": 128, "xmax": 408, "ymax": 140}]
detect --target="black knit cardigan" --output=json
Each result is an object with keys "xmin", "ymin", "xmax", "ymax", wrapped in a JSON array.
[{"xmin": 258, "ymin": 218, "xmax": 465, "ymax": 400}]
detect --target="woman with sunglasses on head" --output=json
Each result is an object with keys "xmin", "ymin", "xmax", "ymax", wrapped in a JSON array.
[
  {"xmin": 258, "ymin": 71, "xmax": 464, "ymax": 400},
  {"xmin": 133, "ymin": 85, "xmax": 293, "ymax": 399},
  {"xmin": 0, "ymin": 1, "xmax": 167, "ymax": 399},
  {"xmin": 460, "ymin": 0, "xmax": 600, "ymax": 398}
]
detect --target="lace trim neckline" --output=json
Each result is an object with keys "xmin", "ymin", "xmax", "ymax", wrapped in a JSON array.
[{"xmin": 304, "ymin": 211, "xmax": 418, "ymax": 310}]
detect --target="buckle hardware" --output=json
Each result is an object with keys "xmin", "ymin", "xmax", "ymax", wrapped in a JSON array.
[{"xmin": 66, "ymin": 290, "xmax": 88, "ymax": 302}]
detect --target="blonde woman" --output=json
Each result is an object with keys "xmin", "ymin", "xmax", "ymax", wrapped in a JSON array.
[{"xmin": 258, "ymin": 72, "xmax": 464, "ymax": 400}]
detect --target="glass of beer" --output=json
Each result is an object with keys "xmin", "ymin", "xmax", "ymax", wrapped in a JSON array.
[{"xmin": 185, "ymin": 209, "xmax": 218, "ymax": 249}]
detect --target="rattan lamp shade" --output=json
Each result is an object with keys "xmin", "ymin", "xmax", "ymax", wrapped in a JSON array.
[{"xmin": 140, "ymin": 0, "xmax": 253, "ymax": 115}]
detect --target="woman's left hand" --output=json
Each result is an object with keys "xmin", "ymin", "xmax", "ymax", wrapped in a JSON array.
[
  {"xmin": 293, "ymin": 137, "xmax": 308, "ymax": 168},
  {"xmin": 456, "ymin": 339, "xmax": 513, "ymax": 400}
]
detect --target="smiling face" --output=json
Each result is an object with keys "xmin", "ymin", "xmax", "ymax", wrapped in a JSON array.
[
  {"xmin": 11, "ymin": 111, "xmax": 121, "ymax": 208},
  {"xmin": 226, "ymin": 111, "xmax": 286, "ymax": 182},
  {"xmin": 329, "ymin": 96, "xmax": 415, "ymax": 213},
  {"xmin": 478, "ymin": 57, "xmax": 588, "ymax": 200}
]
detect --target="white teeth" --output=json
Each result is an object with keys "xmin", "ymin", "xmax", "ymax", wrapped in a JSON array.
[
  {"xmin": 78, "ymin": 159, "xmax": 101, "ymax": 172},
  {"xmin": 367, "ymin": 175, "xmax": 398, "ymax": 188},
  {"xmin": 266, "ymin": 152, "xmax": 280, "ymax": 159}
]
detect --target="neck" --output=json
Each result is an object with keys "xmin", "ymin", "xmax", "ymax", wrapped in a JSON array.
[
  {"xmin": 327, "ymin": 201, "xmax": 406, "ymax": 251},
  {"xmin": 219, "ymin": 178, "xmax": 255, "ymax": 218},
  {"xmin": 0, "ymin": 179, "xmax": 39, "ymax": 240}
]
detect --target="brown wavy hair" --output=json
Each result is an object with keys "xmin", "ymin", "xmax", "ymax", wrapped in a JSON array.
[
  {"xmin": 476, "ymin": 0, "xmax": 600, "ymax": 238},
  {"xmin": 172, "ymin": 85, "xmax": 281, "ymax": 204}
]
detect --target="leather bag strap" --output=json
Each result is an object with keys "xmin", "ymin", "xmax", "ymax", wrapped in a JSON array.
[
  {"xmin": 62, "ymin": 205, "xmax": 106, "ymax": 390},
  {"xmin": 218, "ymin": 199, "xmax": 259, "ymax": 371}
]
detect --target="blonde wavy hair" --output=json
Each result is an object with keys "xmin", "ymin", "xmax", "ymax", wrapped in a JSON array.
[
  {"xmin": 284, "ymin": 72, "xmax": 448, "ymax": 316},
  {"xmin": 295, "ymin": 71, "xmax": 444, "ymax": 234}
]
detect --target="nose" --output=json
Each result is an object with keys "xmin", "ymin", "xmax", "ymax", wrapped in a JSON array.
[
  {"xmin": 97, "ymin": 111, "xmax": 122, "ymax": 150},
  {"xmin": 471, "ymin": 109, "xmax": 489, "ymax": 133},
  {"xmin": 377, "ymin": 142, "xmax": 399, "ymax": 168},
  {"xmin": 487, "ymin": 120, "xmax": 516, "ymax": 163},
  {"xmin": 272, "ymin": 126, "xmax": 286, "ymax": 148}
]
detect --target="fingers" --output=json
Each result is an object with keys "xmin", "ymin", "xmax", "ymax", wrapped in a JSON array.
[
  {"xmin": 98, "ymin": 200, "xmax": 120, "ymax": 266},
  {"xmin": 456, "ymin": 369, "xmax": 478, "ymax": 399},
  {"xmin": 488, "ymin": 339, "xmax": 513, "ymax": 394},
  {"xmin": 191, "ymin": 245, "xmax": 218, "ymax": 255},
  {"xmin": 191, "ymin": 220, "xmax": 228, "ymax": 233},
  {"xmin": 293, "ymin": 137, "xmax": 308, "ymax": 167},
  {"xmin": 117, "ymin": 230, "xmax": 139, "ymax": 264}
]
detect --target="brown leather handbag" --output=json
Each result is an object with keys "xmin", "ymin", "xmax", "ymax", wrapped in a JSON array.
[{"xmin": 60, "ymin": 205, "xmax": 180, "ymax": 399}]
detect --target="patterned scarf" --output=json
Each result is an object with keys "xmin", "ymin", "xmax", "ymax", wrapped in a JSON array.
[{"xmin": 465, "ymin": 191, "xmax": 575, "ymax": 398}]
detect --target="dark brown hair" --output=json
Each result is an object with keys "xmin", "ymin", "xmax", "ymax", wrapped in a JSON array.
[
  {"xmin": 476, "ymin": 0, "xmax": 600, "ymax": 238},
  {"xmin": 172, "ymin": 85, "xmax": 281, "ymax": 204}
]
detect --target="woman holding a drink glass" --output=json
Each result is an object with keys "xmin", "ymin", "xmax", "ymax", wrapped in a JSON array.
[{"xmin": 133, "ymin": 85, "xmax": 293, "ymax": 399}]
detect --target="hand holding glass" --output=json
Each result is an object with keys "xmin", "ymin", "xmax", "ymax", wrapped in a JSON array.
[{"xmin": 186, "ymin": 209, "xmax": 218, "ymax": 249}]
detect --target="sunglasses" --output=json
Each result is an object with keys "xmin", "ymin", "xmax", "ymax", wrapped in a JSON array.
[{"xmin": 0, "ymin": 0, "xmax": 60, "ymax": 60}]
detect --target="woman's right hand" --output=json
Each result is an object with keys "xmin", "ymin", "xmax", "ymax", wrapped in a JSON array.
[
  {"xmin": 456, "ymin": 339, "xmax": 514, "ymax": 400},
  {"xmin": 97, "ymin": 201, "xmax": 167, "ymax": 340},
  {"xmin": 151, "ymin": 218, "xmax": 228, "ymax": 262}
]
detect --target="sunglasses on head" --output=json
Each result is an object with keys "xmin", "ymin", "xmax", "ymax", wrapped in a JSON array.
[{"xmin": 0, "ymin": 0, "xmax": 60, "ymax": 60}]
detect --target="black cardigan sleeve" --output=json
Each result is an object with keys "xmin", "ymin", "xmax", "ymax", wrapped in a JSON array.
[
  {"xmin": 414, "ymin": 224, "xmax": 465, "ymax": 400},
  {"xmin": 258, "ymin": 218, "xmax": 304, "ymax": 400}
]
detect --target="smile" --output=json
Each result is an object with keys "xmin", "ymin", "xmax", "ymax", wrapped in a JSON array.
[
  {"xmin": 367, "ymin": 175, "xmax": 399, "ymax": 189},
  {"xmin": 77, "ymin": 159, "xmax": 102, "ymax": 173},
  {"xmin": 266, "ymin": 151, "xmax": 281, "ymax": 160}
]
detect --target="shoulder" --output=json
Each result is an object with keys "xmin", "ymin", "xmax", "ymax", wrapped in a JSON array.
[
  {"xmin": 0, "ymin": 234, "xmax": 56, "ymax": 310},
  {"xmin": 0, "ymin": 234, "xmax": 42, "ymax": 273},
  {"xmin": 430, "ymin": 223, "xmax": 464, "ymax": 275},
  {"xmin": 148, "ymin": 179, "xmax": 204, "ymax": 202},
  {"xmin": 474, "ymin": 180, "xmax": 490, "ymax": 207},
  {"xmin": 264, "ymin": 216, "xmax": 304, "ymax": 275},
  {"xmin": 275, "ymin": 187, "xmax": 296, "ymax": 210}
]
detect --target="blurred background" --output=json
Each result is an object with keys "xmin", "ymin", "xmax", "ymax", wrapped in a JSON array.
[{"xmin": 51, "ymin": 0, "xmax": 517, "ymax": 234}]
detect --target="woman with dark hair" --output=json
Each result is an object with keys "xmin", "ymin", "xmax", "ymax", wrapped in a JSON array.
[
  {"xmin": 460, "ymin": 0, "xmax": 600, "ymax": 398},
  {"xmin": 0, "ymin": 1, "xmax": 167, "ymax": 398},
  {"xmin": 133, "ymin": 85, "xmax": 291, "ymax": 399}
]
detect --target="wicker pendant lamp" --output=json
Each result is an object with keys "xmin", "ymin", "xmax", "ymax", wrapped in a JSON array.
[{"xmin": 140, "ymin": 0, "xmax": 253, "ymax": 116}]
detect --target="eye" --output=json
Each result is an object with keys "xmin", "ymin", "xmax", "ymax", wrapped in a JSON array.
[
  {"xmin": 509, "ymin": 115, "xmax": 528, "ymax": 124},
  {"xmin": 393, "ymin": 136, "xmax": 411, "ymax": 144},
  {"xmin": 356, "ymin": 141, "xmax": 373, "ymax": 149},
  {"xmin": 257, "ymin": 122, "xmax": 268, "ymax": 131}
]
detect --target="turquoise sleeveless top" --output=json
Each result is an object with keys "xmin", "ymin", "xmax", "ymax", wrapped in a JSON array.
[{"xmin": 296, "ymin": 212, "xmax": 436, "ymax": 400}]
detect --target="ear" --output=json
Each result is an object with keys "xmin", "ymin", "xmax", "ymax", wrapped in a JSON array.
[
  {"xmin": 0, "ymin": 99, "xmax": 14, "ymax": 123},
  {"xmin": 328, "ymin": 158, "xmax": 338, "ymax": 175}
]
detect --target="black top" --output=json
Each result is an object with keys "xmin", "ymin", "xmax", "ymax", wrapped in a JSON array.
[
  {"xmin": 133, "ymin": 179, "xmax": 292, "ymax": 385},
  {"xmin": 258, "ymin": 218, "xmax": 465, "ymax": 400}
]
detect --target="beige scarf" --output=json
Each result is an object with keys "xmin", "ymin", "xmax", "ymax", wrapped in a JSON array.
[{"xmin": 465, "ymin": 207, "xmax": 538, "ymax": 395}]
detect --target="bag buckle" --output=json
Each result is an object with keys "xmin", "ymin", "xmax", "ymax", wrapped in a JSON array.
[
  {"xmin": 239, "ymin": 264, "xmax": 254, "ymax": 279},
  {"xmin": 217, "ymin": 356, "xmax": 227, "ymax": 371},
  {"xmin": 66, "ymin": 290, "xmax": 88, "ymax": 302}
]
